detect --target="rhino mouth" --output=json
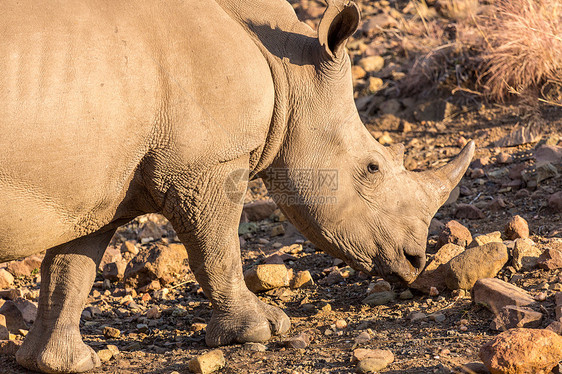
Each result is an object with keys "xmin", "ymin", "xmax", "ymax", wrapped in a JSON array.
[{"xmin": 368, "ymin": 249, "xmax": 425, "ymax": 285}]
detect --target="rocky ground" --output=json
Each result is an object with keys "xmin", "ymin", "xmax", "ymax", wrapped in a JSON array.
[{"xmin": 1, "ymin": 0, "xmax": 562, "ymax": 373}]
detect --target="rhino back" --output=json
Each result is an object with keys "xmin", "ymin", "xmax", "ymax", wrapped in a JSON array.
[{"xmin": 0, "ymin": 0, "xmax": 274, "ymax": 261}]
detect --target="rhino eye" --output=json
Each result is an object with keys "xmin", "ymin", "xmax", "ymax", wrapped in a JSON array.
[{"xmin": 367, "ymin": 163, "xmax": 379, "ymax": 174}]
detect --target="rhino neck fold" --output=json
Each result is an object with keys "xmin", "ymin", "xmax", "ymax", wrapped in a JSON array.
[{"xmin": 214, "ymin": 0, "xmax": 318, "ymax": 177}]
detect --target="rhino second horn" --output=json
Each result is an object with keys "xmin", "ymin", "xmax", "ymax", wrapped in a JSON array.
[{"xmin": 424, "ymin": 140, "xmax": 475, "ymax": 205}]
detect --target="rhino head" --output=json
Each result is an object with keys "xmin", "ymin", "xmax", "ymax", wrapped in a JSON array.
[{"xmin": 258, "ymin": 0, "xmax": 474, "ymax": 284}]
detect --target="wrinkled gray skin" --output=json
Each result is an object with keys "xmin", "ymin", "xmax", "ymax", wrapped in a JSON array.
[{"xmin": 0, "ymin": 0, "xmax": 474, "ymax": 372}]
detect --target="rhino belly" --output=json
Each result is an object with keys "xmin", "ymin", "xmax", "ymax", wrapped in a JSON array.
[{"xmin": 0, "ymin": 1, "xmax": 161, "ymax": 261}]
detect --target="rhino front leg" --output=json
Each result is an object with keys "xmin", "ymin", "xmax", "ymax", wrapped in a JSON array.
[
  {"xmin": 163, "ymin": 159, "xmax": 290, "ymax": 347},
  {"xmin": 16, "ymin": 229, "xmax": 115, "ymax": 374}
]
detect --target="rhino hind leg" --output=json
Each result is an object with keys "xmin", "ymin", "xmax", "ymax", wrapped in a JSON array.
[
  {"xmin": 160, "ymin": 158, "xmax": 290, "ymax": 347},
  {"xmin": 16, "ymin": 229, "xmax": 115, "ymax": 373}
]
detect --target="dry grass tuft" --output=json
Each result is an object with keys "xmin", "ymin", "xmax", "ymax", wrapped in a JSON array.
[
  {"xmin": 398, "ymin": 0, "xmax": 562, "ymax": 105},
  {"xmin": 480, "ymin": 0, "xmax": 562, "ymax": 104}
]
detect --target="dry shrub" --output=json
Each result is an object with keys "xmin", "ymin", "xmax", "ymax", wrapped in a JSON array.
[
  {"xmin": 399, "ymin": 22, "xmax": 484, "ymax": 97},
  {"xmin": 481, "ymin": 0, "xmax": 562, "ymax": 104}
]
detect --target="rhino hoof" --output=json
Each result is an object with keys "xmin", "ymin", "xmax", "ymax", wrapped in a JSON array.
[
  {"xmin": 16, "ymin": 330, "xmax": 101, "ymax": 373},
  {"xmin": 205, "ymin": 295, "xmax": 291, "ymax": 347}
]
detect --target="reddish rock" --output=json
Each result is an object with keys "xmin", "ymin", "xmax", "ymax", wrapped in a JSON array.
[
  {"xmin": 362, "ymin": 13, "xmax": 398, "ymax": 35},
  {"xmin": 549, "ymin": 192, "xmax": 562, "ymax": 212},
  {"xmin": 352, "ymin": 348, "xmax": 394, "ymax": 363},
  {"xmin": 0, "ymin": 289, "xmax": 25, "ymax": 301},
  {"xmin": 103, "ymin": 260, "xmax": 128, "ymax": 281},
  {"xmin": 138, "ymin": 279, "xmax": 161, "ymax": 293},
  {"xmin": 436, "ymin": 220, "xmax": 473, "ymax": 249},
  {"xmin": 13, "ymin": 298, "xmax": 37, "ymax": 324},
  {"xmin": 99, "ymin": 245, "xmax": 122, "ymax": 270},
  {"xmin": 472, "ymin": 278, "xmax": 535, "ymax": 315},
  {"xmin": 445, "ymin": 243, "xmax": 508, "ymax": 290},
  {"xmin": 351, "ymin": 65, "xmax": 367, "ymax": 80},
  {"xmin": 5, "ymin": 255, "xmax": 43, "ymax": 277},
  {"xmin": 124, "ymin": 243, "xmax": 188, "ymax": 288},
  {"xmin": 472, "ymin": 231, "xmax": 503, "ymax": 247},
  {"xmin": 512, "ymin": 238, "xmax": 541, "ymax": 271},
  {"xmin": 0, "ymin": 269, "xmax": 14, "ymax": 290},
  {"xmin": 457, "ymin": 362, "xmax": 490, "ymax": 374},
  {"xmin": 428, "ymin": 218, "xmax": 445, "ymax": 236},
  {"xmin": 290, "ymin": 270, "xmax": 313, "ymax": 289},
  {"xmin": 470, "ymin": 168, "xmax": 485, "ymax": 179},
  {"xmin": 244, "ymin": 264, "xmax": 290, "ymax": 293},
  {"xmin": 318, "ymin": 268, "xmax": 345, "ymax": 286},
  {"xmin": 490, "ymin": 305, "xmax": 542, "ymax": 330},
  {"xmin": 546, "ymin": 321, "xmax": 562, "ymax": 335},
  {"xmin": 508, "ymin": 164, "xmax": 526, "ymax": 180},
  {"xmin": 505, "ymin": 215, "xmax": 529, "ymax": 240},
  {"xmin": 480, "ymin": 328, "xmax": 562, "ymax": 374},
  {"xmin": 0, "ymin": 314, "xmax": 9, "ymax": 340},
  {"xmin": 556, "ymin": 292, "xmax": 562, "ymax": 321},
  {"xmin": 455, "ymin": 204, "xmax": 485, "ymax": 220},
  {"xmin": 0, "ymin": 340, "xmax": 22, "ymax": 356},
  {"xmin": 410, "ymin": 243, "xmax": 464, "ymax": 293},
  {"xmin": 367, "ymin": 280, "xmax": 392, "ymax": 294},
  {"xmin": 137, "ymin": 220, "xmax": 166, "ymax": 241},
  {"xmin": 0, "ymin": 299, "xmax": 34, "ymax": 333},
  {"xmin": 487, "ymin": 198, "xmax": 507, "ymax": 211},
  {"xmin": 284, "ymin": 332, "xmax": 311, "ymax": 349},
  {"xmin": 188, "ymin": 349, "xmax": 225, "ymax": 374},
  {"xmin": 537, "ymin": 245, "xmax": 562, "ymax": 270},
  {"xmin": 496, "ymin": 152, "xmax": 512, "ymax": 164},
  {"xmin": 471, "ymin": 157, "xmax": 489, "ymax": 169},
  {"xmin": 5, "ymin": 261, "xmax": 31, "ymax": 278},
  {"xmin": 242, "ymin": 199, "xmax": 277, "ymax": 222},
  {"xmin": 121, "ymin": 241, "xmax": 139, "ymax": 256},
  {"xmin": 535, "ymin": 144, "xmax": 562, "ymax": 166}
]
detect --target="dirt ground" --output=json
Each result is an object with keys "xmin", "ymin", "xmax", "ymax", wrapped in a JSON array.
[{"xmin": 1, "ymin": 0, "xmax": 561, "ymax": 373}]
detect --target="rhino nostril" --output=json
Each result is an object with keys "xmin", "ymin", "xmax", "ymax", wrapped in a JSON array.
[{"xmin": 405, "ymin": 253, "xmax": 424, "ymax": 271}]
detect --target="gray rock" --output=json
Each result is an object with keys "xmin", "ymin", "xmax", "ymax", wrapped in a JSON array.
[
  {"xmin": 242, "ymin": 342, "xmax": 267, "ymax": 352},
  {"xmin": 407, "ymin": 311, "xmax": 427, "ymax": 323},
  {"xmin": 429, "ymin": 313, "xmax": 446, "ymax": 323},
  {"xmin": 362, "ymin": 291, "xmax": 395, "ymax": 306},
  {"xmin": 399, "ymin": 289, "xmax": 414, "ymax": 300}
]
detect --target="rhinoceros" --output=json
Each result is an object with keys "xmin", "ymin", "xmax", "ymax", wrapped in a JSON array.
[{"xmin": 0, "ymin": 0, "xmax": 474, "ymax": 372}]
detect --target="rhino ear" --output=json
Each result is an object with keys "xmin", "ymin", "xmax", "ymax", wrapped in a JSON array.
[{"xmin": 318, "ymin": 1, "xmax": 361, "ymax": 59}]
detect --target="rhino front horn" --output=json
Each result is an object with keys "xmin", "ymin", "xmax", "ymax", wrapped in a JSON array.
[{"xmin": 424, "ymin": 140, "xmax": 475, "ymax": 205}]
